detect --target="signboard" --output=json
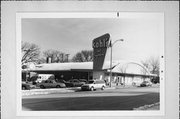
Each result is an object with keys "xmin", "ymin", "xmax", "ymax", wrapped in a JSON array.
[{"xmin": 92, "ymin": 33, "xmax": 110, "ymax": 70}]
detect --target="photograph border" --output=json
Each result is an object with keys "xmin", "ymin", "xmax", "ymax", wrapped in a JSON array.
[
  {"xmin": 16, "ymin": 12, "xmax": 164, "ymax": 117},
  {"xmin": 1, "ymin": 1, "xmax": 179, "ymax": 119}
]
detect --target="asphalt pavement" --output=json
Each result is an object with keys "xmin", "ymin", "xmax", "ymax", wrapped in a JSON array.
[{"xmin": 22, "ymin": 86, "xmax": 159, "ymax": 110}]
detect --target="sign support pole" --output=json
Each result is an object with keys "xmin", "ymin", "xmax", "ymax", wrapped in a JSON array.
[
  {"xmin": 109, "ymin": 39, "xmax": 124, "ymax": 87},
  {"xmin": 110, "ymin": 43, "xmax": 113, "ymax": 87}
]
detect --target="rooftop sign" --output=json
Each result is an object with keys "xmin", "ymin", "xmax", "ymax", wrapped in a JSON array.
[{"xmin": 92, "ymin": 33, "xmax": 110, "ymax": 71}]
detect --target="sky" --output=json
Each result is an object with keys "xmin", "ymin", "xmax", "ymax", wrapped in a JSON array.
[{"xmin": 22, "ymin": 13, "xmax": 163, "ymax": 62}]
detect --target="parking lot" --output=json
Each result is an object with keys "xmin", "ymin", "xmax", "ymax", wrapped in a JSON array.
[{"xmin": 22, "ymin": 85, "xmax": 159, "ymax": 110}]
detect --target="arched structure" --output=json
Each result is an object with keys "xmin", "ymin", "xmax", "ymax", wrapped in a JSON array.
[
  {"xmin": 94, "ymin": 60, "xmax": 156, "ymax": 86},
  {"xmin": 114, "ymin": 62, "xmax": 152, "ymax": 85},
  {"xmin": 112, "ymin": 61, "xmax": 151, "ymax": 75}
]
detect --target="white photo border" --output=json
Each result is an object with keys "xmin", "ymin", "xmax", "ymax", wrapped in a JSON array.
[{"xmin": 16, "ymin": 12, "xmax": 165, "ymax": 117}]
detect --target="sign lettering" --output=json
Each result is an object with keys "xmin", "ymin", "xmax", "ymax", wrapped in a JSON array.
[{"xmin": 93, "ymin": 38, "xmax": 109, "ymax": 48}]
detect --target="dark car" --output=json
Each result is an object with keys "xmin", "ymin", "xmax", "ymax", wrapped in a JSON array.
[
  {"xmin": 37, "ymin": 80, "xmax": 66, "ymax": 89},
  {"xmin": 61, "ymin": 80, "xmax": 73, "ymax": 87},
  {"xmin": 79, "ymin": 79, "xmax": 88, "ymax": 83},
  {"xmin": 22, "ymin": 83, "xmax": 30, "ymax": 90},
  {"xmin": 22, "ymin": 82, "xmax": 36, "ymax": 90},
  {"xmin": 140, "ymin": 81, "xmax": 152, "ymax": 87},
  {"xmin": 64, "ymin": 79, "xmax": 85, "ymax": 87}
]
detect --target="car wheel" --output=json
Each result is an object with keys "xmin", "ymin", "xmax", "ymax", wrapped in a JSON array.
[
  {"xmin": 22, "ymin": 86, "xmax": 26, "ymax": 90},
  {"xmin": 101, "ymin": 86, "xmax": 105, "ymax": 90},
  {"xmin": 40, "ymin": 85, "xmax": 45, "ymax": 89},
  {"xmin": 90, "ymin": 87, "xmax": 94, "ymax": 91},
  {"xmin": 132, "ymin": 82, "xmax": 136, "ymax": 86},
  {"xmin": 56, "ymin": 85, "xmax": 61, "ymax": 88}
]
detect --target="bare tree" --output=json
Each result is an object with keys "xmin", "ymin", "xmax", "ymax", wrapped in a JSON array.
[
  {"xmin": 118, "ymin": 65, "xmax": 127, "ymax": 74},
  {"xmin": 43, "ymin": 49, "xmax": 66, "ymax": 63},
  {"xmin": 21, "ymin": 42, "xmax": 40, "ymax": 65},
  {"xmin": 141, "ymin": 56, "xmax": 160, "ymax": 76},
  {"xmin": 36, "ymin": 57, "xmax": 46, "ymax": 64},
  {"xmin": 71, "ymin": 50, "xmax": 93, "ymax": 62}
]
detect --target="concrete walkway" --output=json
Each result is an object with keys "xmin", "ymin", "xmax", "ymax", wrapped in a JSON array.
[
  {"xmin": 22, "ymin": 86, "xmax": 118, "ymax": 96},
  {"xmin": 22, "ymin": 84, "xmax": 159, "ymax": 96}
]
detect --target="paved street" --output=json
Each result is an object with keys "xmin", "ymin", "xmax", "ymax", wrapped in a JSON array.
[{"xmin": 22, "ymin": 86, "xmax": 159, "ymax": 110}]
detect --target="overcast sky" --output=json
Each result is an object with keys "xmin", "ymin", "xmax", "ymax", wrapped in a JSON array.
[{"xmin": 22, "ymin": 13, "xmax": 163, "ymax": 62}]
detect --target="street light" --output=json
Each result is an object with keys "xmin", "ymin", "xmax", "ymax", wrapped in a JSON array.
[{"xmin": 109, "ymin": 39, "xmax": 124, "ymax": 87}]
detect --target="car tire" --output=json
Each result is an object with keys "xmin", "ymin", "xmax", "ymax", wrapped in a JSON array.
[
  {"xmin": 40, "ymin": 85, "xmax": 45, "ymax": 89},
  {"xmin": 101, "ymin": 86, "xmax": 105, "ymax": 90},
  {"xmin": 132, "ymin": 82, "xmax": 136, "ymax": 86},
  {"xmin": 90, "ymin": 87, "xmax": 94, "ymax": 91},
  {"xmin": 22, "ymin": 86, "xmax": 26, "ymax": 90},
  {"xmin": 56, "ymin": 85, "xmax": 61, "ymax": 88}
]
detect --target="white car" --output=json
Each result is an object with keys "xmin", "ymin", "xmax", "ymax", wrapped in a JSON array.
[{"xmin": 81, "ymin": 80, "xmax": 106, "ymax": 91}]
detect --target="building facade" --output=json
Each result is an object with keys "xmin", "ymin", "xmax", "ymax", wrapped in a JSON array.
[{"xmin": 23, "ymin": 60, "xmax": 156, "ymax": 86}]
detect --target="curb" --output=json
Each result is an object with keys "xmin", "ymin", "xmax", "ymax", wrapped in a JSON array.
[
  {"xmin": 105, "ymin": 87, "xmax": 116, "ymax": 90},
  {"xmin": 22, "ymin": 86, "xmax": 118, "ymax": 96},
  {"xmin": 22, "ymin": 85, "xmax": 142, "ymax": 96},
  {"xmin": 22, "ymin": 88, "xmax": 78, "ymax": 96},
  {"xmin": 133, "ymin": 102, "xmax": 160, "ymax": 110}
]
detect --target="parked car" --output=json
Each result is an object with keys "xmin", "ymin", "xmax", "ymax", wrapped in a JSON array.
[
  {"xmin": 132, "ymin": 82, "xmax": 141, "ymax": 87},
  {"xmin": 62, "ymin": 80, "xmax": 73, "ymax": 87},
  {"xmin": 64, "ymin": 79, "xmax": 85, "ymax": 87},
  {"xmin": 81, "ymin": 80, "xmax": 106, "ymax": 91},
  {"xmin": 140, "ymin": 81, "xmax": 152, "ymax": 87},
  {"xmin": 38, "ymin": 80, "xmax": 66, "ymax": 89},
  {"xmin": 79, "ymin": 79, "xmax": 88, "ymax": 83},
  {"xmin": 22, "ymin": 82, "xmax": 36, "ymax": 90},
  {"xmin": 151, "ymin": 76, "xmax": 159, "ymax": 84}
]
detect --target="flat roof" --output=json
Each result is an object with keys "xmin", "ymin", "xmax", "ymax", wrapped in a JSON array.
[
  {"xmin": 33, "ymin": 62, "xmax": 93, "ymax": 71},
  {"xmin": 25, "ymin": 61, "xmax": 157, "ymax": 77}
]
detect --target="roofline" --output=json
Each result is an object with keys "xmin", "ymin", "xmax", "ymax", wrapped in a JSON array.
[{"xmin": 106, "ymin": 71, "xmax": 158, "ymax": 77}]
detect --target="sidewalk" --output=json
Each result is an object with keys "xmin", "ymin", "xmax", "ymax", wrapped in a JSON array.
[
  {"xmin": 22, "ymin": 85, "xmax": 135, "ymax": 96},
  {"xmin": 22, "ymin": 87, "xmax": 77, "ymax": 96}
]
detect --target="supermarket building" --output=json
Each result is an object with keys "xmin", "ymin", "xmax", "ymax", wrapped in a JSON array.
[
  {"xmin": 24, "ymin": 33, "xmax": 157, "ymax": 86},
  {"xmin": 29, "ymin": 60, "xmax": 156, "ymax": 86}
]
